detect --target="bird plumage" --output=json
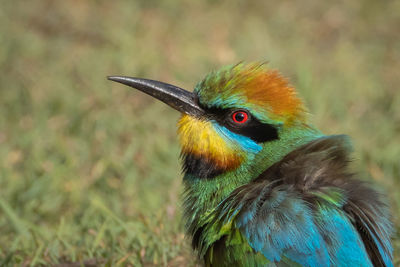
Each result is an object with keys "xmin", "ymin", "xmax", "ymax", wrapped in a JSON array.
[
  {"xmin": 108, "ymin": 62, "xmax": 393, "ymax": 266},
  {"xmin": 188, "ymin": 135, "xmax": 392, "ymax": 267}
]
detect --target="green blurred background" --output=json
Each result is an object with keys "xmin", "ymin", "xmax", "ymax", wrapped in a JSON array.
[{"xmin": 0, "ymin": 0, "xmax": 399, "ymax": 266}]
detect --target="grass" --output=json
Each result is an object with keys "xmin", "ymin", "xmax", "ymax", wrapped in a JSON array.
[{"xmin": 0, "ymin": 0, "xmax": 399, "ymax": 266}]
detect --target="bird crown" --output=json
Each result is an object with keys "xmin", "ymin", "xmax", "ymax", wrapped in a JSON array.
[{"xmin": 195, "ymin": 62, "xmax": 307, "ymax": 126}]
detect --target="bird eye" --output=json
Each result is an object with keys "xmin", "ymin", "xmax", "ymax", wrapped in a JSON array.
[{"xmin": 231, "ymin": 111, "xmax": 249, "ymax": 124}]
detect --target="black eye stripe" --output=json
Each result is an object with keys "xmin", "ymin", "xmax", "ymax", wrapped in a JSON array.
[{"xmin": 203, "ymin": 107, "xmax": 279, "ymax": 143}]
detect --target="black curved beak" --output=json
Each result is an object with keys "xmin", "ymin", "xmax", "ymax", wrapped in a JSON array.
[{"xmin": 107, "ymin": 76, "xmax": 204, "ymax": 117}]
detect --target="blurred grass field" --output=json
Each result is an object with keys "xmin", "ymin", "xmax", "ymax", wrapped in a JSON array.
[{"xmin": 0, "ymin": 0, "xmax": 399, "ymax": 266}]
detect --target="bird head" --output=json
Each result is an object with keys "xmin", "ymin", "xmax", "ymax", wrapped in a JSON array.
[{"xmin": 108, "ymin": 63, "xmax": 321, "ymax": 181}]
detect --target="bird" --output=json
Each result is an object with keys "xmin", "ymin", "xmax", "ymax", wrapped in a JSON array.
[{"xmin": 108, "ymin": 62, "xmax": 393, "ymax": 267}]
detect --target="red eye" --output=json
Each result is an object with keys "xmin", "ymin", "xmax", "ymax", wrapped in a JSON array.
[{"xmin": 232, "ymin": 111, "xmax": 248, "ymax": 124}]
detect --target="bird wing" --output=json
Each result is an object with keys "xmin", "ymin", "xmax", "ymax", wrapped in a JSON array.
[
  {"xmin": 202, "ymin": 135, "xmax": 393, "ymax": 267},
  {"xmin": 209, "ymin": 180, "xmax": 333, "ymax": 266}
]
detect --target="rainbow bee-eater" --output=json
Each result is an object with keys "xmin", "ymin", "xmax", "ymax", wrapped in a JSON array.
[{"xmin": 108, "ymin": 63, "xmax": 393, "ymax": 267}]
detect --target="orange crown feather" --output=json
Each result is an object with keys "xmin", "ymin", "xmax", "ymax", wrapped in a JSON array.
[{"xmin": 195, "ymin": 63, "xmax": 307, "ymax": 125}]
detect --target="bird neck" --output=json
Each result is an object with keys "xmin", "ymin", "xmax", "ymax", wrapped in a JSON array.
[{"xmin": 182, "ymin": 122, "xmax": 323, "ymax": 234}]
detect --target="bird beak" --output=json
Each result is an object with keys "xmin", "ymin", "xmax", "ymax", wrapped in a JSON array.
[{"xmin": 107, "ymin": 76, "xmax": 204, "ymax": 117}]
